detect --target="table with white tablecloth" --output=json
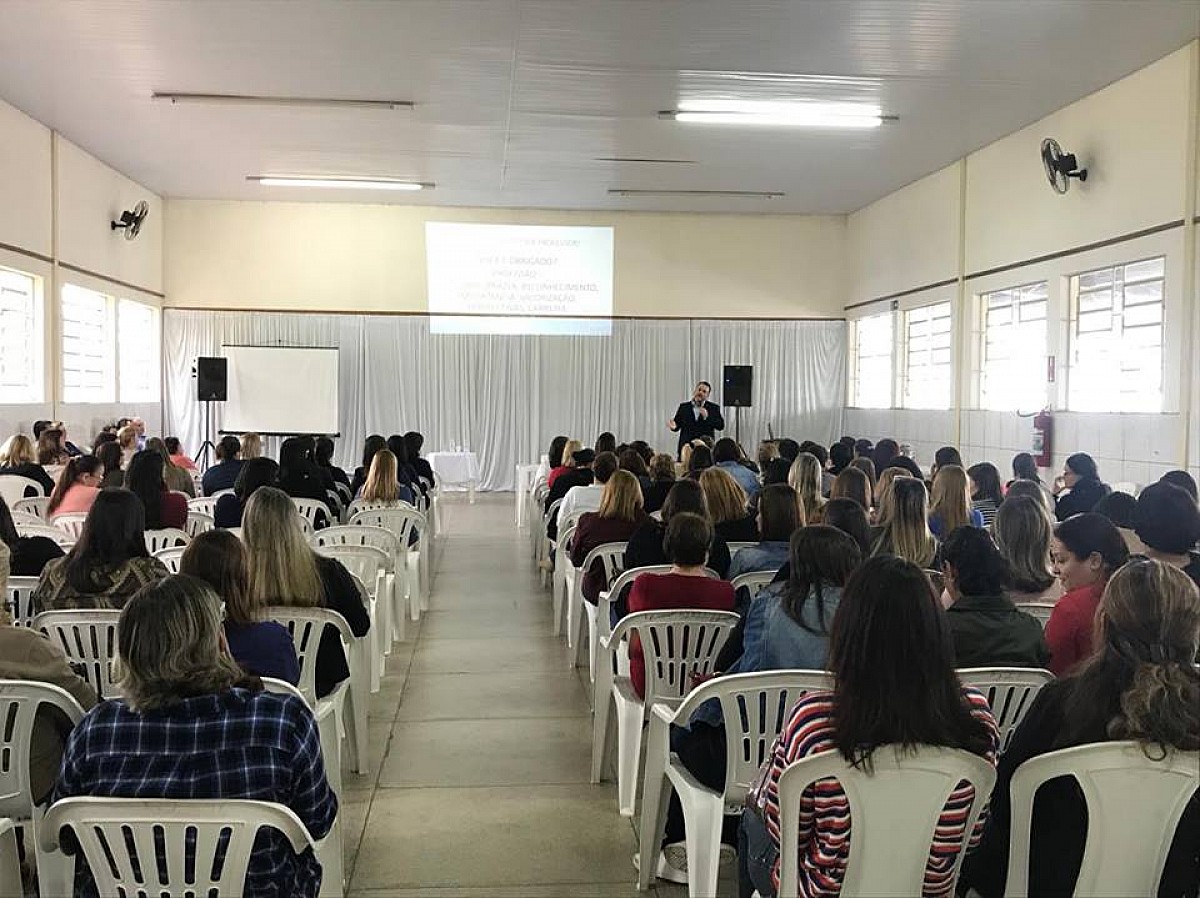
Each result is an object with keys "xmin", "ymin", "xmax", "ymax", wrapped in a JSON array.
[{"xmin": 427, "ymin": 451, "xmax": 480, "ymax": 503}]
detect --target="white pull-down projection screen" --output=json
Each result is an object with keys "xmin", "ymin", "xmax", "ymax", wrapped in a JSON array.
[{"xmin": 220, "ymin": 345, "xmax": 340, "ymax": 435}]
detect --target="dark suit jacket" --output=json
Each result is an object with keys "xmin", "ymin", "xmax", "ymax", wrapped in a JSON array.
[{"xmin": 672, "ymin": 401, "xmax": 725, "ymax": 457}]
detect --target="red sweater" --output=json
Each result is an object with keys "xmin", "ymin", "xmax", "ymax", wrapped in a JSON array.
[
  {"xmin": 626, "ymin": 572, "xmax": 735, "ymax": 699},
  {"xmin": 157, "ymin": 488, "xmax": 189, "ymax": 531},
  {"xmin": 1044, "ymin": 580, "xmax": 1105, "ymax": 676}
]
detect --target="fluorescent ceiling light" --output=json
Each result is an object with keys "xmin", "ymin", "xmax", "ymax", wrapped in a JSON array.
[
  {"xmin": 609, "ymin": 189, "xmax": 783, "ymax": 199},
  {"xmin": 249, "ymin": 177, "xmax": 431, "ymax": 191},
  {"xmin": 663, "ymin": 99, "xmax": 888, "ymax": 128},
  {"xmin": 154, "ymin": 92, "xmax": 412, "ymax": 110}
]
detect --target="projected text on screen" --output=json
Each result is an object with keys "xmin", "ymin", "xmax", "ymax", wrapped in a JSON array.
[{"xmin": 426, "ymin": 222, "xmax": 614, "ymax": 335}]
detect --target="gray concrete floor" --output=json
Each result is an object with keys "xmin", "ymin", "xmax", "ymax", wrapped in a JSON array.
[{"xmin": 341, "ymin": 493, "xmax": 710, "ymax": 898}]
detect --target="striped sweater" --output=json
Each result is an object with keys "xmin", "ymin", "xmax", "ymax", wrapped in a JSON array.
[{"xmin": 758, "ymin": 687, "xmax": 999, "ymax": 896}]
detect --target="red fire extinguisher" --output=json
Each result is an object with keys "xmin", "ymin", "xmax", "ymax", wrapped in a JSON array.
[{"xmin": 1032, "ymin": 408, "xmax": 1053, "ymax": 469}]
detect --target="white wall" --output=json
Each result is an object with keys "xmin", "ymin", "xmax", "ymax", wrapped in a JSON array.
[
  {"xmin": 0, "ymin": 98, "xmax": 164, "ymax": 443},
  {"xmin": 164, "ymin": 201, "xmax": 847, "ymax": 319},
  {"xmin": 844, "ymin": 43, "xmax": 1200, "ymax": 484}
]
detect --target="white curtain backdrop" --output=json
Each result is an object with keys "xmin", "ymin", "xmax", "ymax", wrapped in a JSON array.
[{"xmin": 163, "ymin": 310, "xmax": 846, "ymax": 490}]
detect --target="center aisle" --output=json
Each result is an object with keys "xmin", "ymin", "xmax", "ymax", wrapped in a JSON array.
[{"xmin": 343, "ymin": 493, "xmax": 680, "ymax": 897}]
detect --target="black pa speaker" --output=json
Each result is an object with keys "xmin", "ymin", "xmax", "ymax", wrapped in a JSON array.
[
  {"xmin": 196, "ymin": 357, "xmax": 228, "ymax": 402},
  {"xmin": 723, "ymin": 365, "xmax": 753, "ymax": 407}
]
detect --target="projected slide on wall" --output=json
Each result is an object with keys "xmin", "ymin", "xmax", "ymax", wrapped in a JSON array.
[{"xmin": 426, "ymin": 222, "xmax": 614, "ymax": 335}]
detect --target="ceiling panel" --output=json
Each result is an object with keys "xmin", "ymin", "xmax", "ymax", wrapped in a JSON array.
[{"xmin": 0, "ymin": 0, "xmax": 1195, "ymax": 212}]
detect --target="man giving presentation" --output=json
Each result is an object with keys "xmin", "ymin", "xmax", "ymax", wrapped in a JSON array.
[{"xmin": 668, "ymin": 380, "xmax": 725, "ymax": 458}]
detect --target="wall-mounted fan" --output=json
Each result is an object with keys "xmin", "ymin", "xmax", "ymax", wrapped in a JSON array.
[
  {"xmin": 111, "ymin": 200, "xmax": 149, "ymax": 240},
  {"xmin": 1040, "ymin": 138, "xmax": 1087, "ymax": 194}
]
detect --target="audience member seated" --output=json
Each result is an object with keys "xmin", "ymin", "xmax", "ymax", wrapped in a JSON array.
[
  {"xmin": 643, "ymin": 453, "xmax": 677, "ymax": 514},
  {"xmin": 778, "ymin": 439, "xmax": 801, "ymax": 464},
  {"xmin": 886, "ymin": 454, "xmax": 925, "ymax": 481},
  {"xmin": 405, "ymin": 432, "xmax": 435, "ymax": 486},
  {"xmin": 164, "ymin": 436, "xmax": 198, "ymax": 471},
  {"xmin": 595, "ymin": 431, "xmax": 618, "ymax": 455},
  {"xmin": 569, "ymin": 470, "xmax": 648, "ymax": 605},
  {"xmin": 870, "ymin": 466, "xmax": 911, "ymax": 526},
  {"xmin": 543, "ymin": 435, "xmax": 570, "ymax": 486},
  {"xmin": 713, "ymin": 438, "xmax": 759, "ymax": 498},
  {"xmin": 869, "ymin": 438, "xmax": 900, "ymax": 477},
  {"xmin": 0, "ymin": 496, "xmax": 63, "ymax": 575},
  {"xmin": 47, "ymin": 456, "xmax": 103, "ymax": 517},
  {"xmin": 820, "ymin": 497, "xmax": 873, "ymax": 558},
  {"xmin": 126, "ymin": 449, "xmax": 188, "ymax": 531},
  {"xmin": 625, "ymin": 480, "xmax": 731, "ymax": 601},
  {"xmin": 684, "ymin": 443, "xmax": 714, "ymax": 480},
  {"xmin": 827, "ymin": 441, "xmax": 852, "ymax": 478},
  {"xmin": 757, "ymin": 440, "xmax": 780, "ymax": 471},
  {"xmin": 181, "ymin": 530, "xmax": 300, "ymax": 685},
  {"xmin": 349, "ymin": 434, "xmax": 386, "ymax": 498},
  {"xmin": 787, "ymin": 453, "xmax": 825, "ymax": 525},
  {"xmin": 1092, "ymin": 490, "xmax": 1147, "ymax": 555},
  {"xmin": 618, "ymin": 448, "xmax": 653, "ymax": 494},
  {"xmin": 828, "ymin": 465, "xmax": 871, "ymax": 512},
  {"xmin": 1160, "ymin": 468, "xmax": 1198, "ymax": 502},
  {"xmin": 0, "ymin": 541, "xmax": 97, "ymax": 802},
  {"xmin": 278, "ymin": 437, "xmax": 334, "ymax": 521},
  {"xmin": 35, "ymin": 419, "xmax": 82, "ymax": 458},
  {"xmin": 240, "ymin": 431, "xmax": 263, "ymax": 460},
  {"xmin": 930, "ymin": 445, "xmax": 964, "ymax": 480},
  {"xmin": 848, "ymin": 455, "xmax": 877, "ymax": 497},
  {"xmin": 739, "ymin": 554, "xmax": 1000, "ymax": 898},
  {"xmin": 871, "ymin": 477, "xmax": 940, "ymax": 569},
  {"xmin": 1005, "ymin": 477, "xmax": 1054, "ymax": 516},
  {"xmin": 314, "ymin": 436, "xmax": 349, "ymax": 489},
  {"xmin": 94, "ymin": 440, "xmax": 124, "ymax": 490},
  {"xmin": 1134, "ymin": 481, "xmax": 1200, "ymax": 588},
  {"xmin": 116, "ymin": 424, "xmax": 139, "ymax": 468},
  {"xmin": 32, "ymin": 489, "xmax": 169, "ymax": 613},
  {"xmin": 941, "ymin": 526, "xmax": 1049, "ymax": 668},
  {"xmin": 357, "ymin": 448, "xmax": 416, "ymax": 506},
  {"xmin": 626, "ymin": 513, "xmax": 735, "ymax": 701},
  {"xmin": 994, "ymin": 496, "xmax": 1062, "ymax": 605},
  {"xmin": 967, "ymin": 462, "xmax": 1004, "ymax": 528},
  {"xmin": 727, "ymin": 483, "xmax": 800, "ymax": 581},
  {"xmin": 795, "ymin": 442, "xmax": 832, "ymax": 496},
  {"xmin": 1045, "ymin": 512, "xmax": 1129, "ymax": 676},
  {"xmin": 700, "ymin": 467, "xmax": 757, "ymax": 543},
  {"xmin": 928, "ymin": 465, "xmax": 985, "ymax": 539},
  {"xmin": 215, "ymin": 457, "xmax": 280, "ymax": 529},
  {"xmin": 147, "ymin": 436, "xmax": 196, "ymax": 498},
  {"xmin": 0, "ymin": 433, "xmax": 54, "ymax": 494},
  {"xmin": 1053, "ymin": 452, "xmax": 1110, "ymax": 521},
  {"xmin": 558, "ymin": 450, "xmax": 618, "ymax": 532},
  {"xmin": 960, "ymin": 559, "xmax": 1199, "ymax": 897},
  {"xmin": 36, "ymin": 427, "xmax": 68, "ymax": 484},
  {"xmin": 1005, "ymin": 451, "xmax": 1046, "ymax": 495},
  {"xmin": 386, "ymin": 434, "xmax": 425, "ymax": 497},
  {"xmin": 52, "ymin": 574, "xmax": 337, "ymax": 897},
  {"xmin": 243, "ymin": 486, "xmax": 369, "ymax": 698},
  {"xmin": 201, "ymin": 435, "xmax": 244, "ymax": 496}
]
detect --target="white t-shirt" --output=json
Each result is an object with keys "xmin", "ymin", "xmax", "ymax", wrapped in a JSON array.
[{"xmin": 558, "ymin": 483, "xmax": 604, "ymax": 530}]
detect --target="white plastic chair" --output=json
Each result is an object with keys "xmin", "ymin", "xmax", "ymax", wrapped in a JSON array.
[
  {"xmin": 0, "ymin": 475, "xmax": 43, "ymax": 505},
  {"xmin": 292, "ymin": 497, "xmax": 331, "ymax": 532},
  {"xmin": 8, "ymin": 510, "xmax": 42, "ymax": 527},
  {"xmin": 730, "ymin": 569, "xmax": 779, "ymax": 604},
  {"xmin": 536, "ymin": 499, "xmax": 562, "ymax": 581},
  {"xmin": 12, "ymin": 496, "xmax": 49, "ymax": 520},
  {"xmin": 569, "ymin": 541, "xmax": 627, "ymax": 678},
  {"xmin": 185, "ymin": 510, "xmax": 215, "ymax": 538},
  {"xmin": 776, "ymin": 745, "xmax": 996, "ymax": 898},
  {"xmin": 349, "ymin": 507, "xmax": 427, "ymax": 623},
  {"xmin": 14, "ymin": 523, "xmax": 74, "ymax": 549},
  {"xmin": 49, "ymin": 512, "xmax": 88, "ymax": 541},
  {"xmin": 325, "ymin": 489, "xmax": 346, "ymax": 526},
  {"xmin": 39, "ymin": 797, "xmax": 329, "ymax": 898},
  {"xmin": 957, "ymin": 667, "xmax": 1054, "ymax": 752},
  {"xmin": 144, "ymin": 527, "xmax": 191, "ymax": 553},
  {"xmin": 266, "ymin": 606, "xmax": 369, "ymax": 777},
  {"xmin": 187, "ymin": 495, "xmax": 218, "ymax": 517},
  {"xmin": 592, "ymin": 609, "xmax": 739, "ymax": 817},
  {"xmin": 260, "ymin": 678, "xmax": 345, "ymax": 896},
  {"xmin": 552, "ymin": 520, "xmax": 579, "ymax": 636},
  {"xmin": 5, "ymin": 576, "xmax": 39, "ymax": 628},
  {"xmin": 1005, "ymin": 741, "xmax": 1200, "ymax": 898},
  {"xmin": 0, "ymin": 818, "xmax": 21, "ymax": 898},
  {"xmin": 0, "ymin": 680, "xmax": 86, "ymax": 898},
  {"xmin": 725, "ymin": 541, "xmax": 756, "ymax": 556},
  {"xmin": 212, "ymin": 488, "xmax": 235, "ymax": 498},
  {"xmin": 1014, "ymin": 602, "xmax": 1056, "ymax": 629},
  {"xmin": 153, "ymin": 544, "xmax": 188, "ymax": 574},
  {"xmin": 313, "ymin": 525, "xmax": 402, "ymax": 644},
  {"xmin": 33, "ymin": 610, "xmax": 122, "ymax": 699},
  {"xmin": 314, "ymin": 544, "xmax": 396, "ymax": 688},
  {"xmin": 637, "ymin": 670, "xmax": 834, "ymax": 895}
]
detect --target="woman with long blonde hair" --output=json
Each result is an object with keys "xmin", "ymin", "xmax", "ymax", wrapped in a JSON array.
[
  {"xmin": 242, "ymin": 486, "xmax": 369, "ymax": 697},
  {"xmin": 359, "ymin": 448, "xmax": 413, "ymax": 504},
  {"xmin": 929, "ymin": 464, "xmax": 984, "ymax": 539},
  {"xmin": 961, "ymin": 559, "xmax": 1199, "ymax": 896},
  {"xmin": 240, "ymin": 432, "xmax": 263, "ymax": 460},
  {"xmin": 548, "ymin": 439, "xmax": 582, "ymax": 488},
  {"xmin": 0, "ymin": 433, "xmax": 55, "ymax": 494},
  {"xmin": 873, "ymin": 466, "xmax": 913, "ymax": 527},
  {"xmin": 871, "ymin": 477, "xmax": 939, "ymax": 568},
  {"xmin": 788, "ymin": 452, "xmax": 825, "ymax": 525},
  {"xmin": 569, "ymin": 470, "xmax": 648, "ymax": 605},
  {"xmin": 994, "ymin": 495, "xmax": 1060, "ymax": 603},
  {"xmin": 699, "ymin": 466, "xmax": 757, "ymax": 542}
]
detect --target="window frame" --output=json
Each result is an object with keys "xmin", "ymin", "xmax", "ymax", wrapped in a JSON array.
[
  {"xmin": 59, "ymin": 278, "xmax": 163, "ymax": 405},
  {"xmin": 900, "ymin": 300, "xmax": 954, "ymax": 410},
  {"xmin": 977, "ymin": 279, "xmax": 1050, "ymax": 412},
  {"xmin": 116, "ymin": 297, "xmax": 162, "ymax": 403},
  {"xmin": 847, "ymin": 310, "xmax": 895, "ymax": 409},
  {"xmin": 0, "ymin": 262, "xmax": 46, "ymax": 404}
]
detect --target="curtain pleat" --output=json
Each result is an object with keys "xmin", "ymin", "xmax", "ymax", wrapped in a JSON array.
[{"xmin": 163, "ymin": 310, "xmax": 845, "ymax": 489}]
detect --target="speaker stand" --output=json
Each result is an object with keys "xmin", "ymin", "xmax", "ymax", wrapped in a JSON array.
[
  {"xmin": 194, "ymin": 400, "xmax": 218, "ymax": 473},
  {"xmin": 734, "ymin": 405, "xmax": 742, "ymax": 447}
]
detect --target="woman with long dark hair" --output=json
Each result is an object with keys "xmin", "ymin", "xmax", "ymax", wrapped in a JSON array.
[
  {"xmin": 821, "ymin": 497, "xmax": 873, "ymax": 558},
  {"xmin": 314, "ymin": 436, "xmax": 349, "ymax": 488},
  {"xmin": 1052, "ymin": 452, "xmax": 1110, "ymax": 521},
  {"xmin": 277, "ymin": 437, "xmax": 331, "ymax": 521},
  {"xmin": 214, "ymin": 457, "xmax": 279, "ymax": 529},
  {"xmin": 967, "ymin": 462, "xmax": 1004, "ymax": 528},
  {"xmin": 961, "ymin": 559, "xmax": 1199, "ymax": 896},
  {"xmin": 125, "ymin": 449, "xmax": 188, "ymax": 530},
  {"xmin": 740, "ymin": 555, "xmax": 999, "ymax": 898},
  {"xmin": 31, "ymin": 489, "xmax": 168, "ymax": 612},
  {"xmin": 46, "ymin": 456, "xmax": 103, "ymax": 517}
]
